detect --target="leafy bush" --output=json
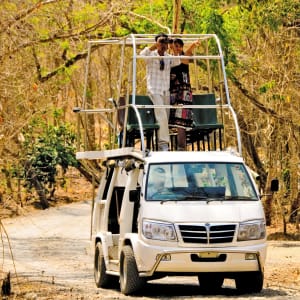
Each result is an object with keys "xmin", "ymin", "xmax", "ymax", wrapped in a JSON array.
[{"xmin": 19, "ymin": 110, "xmax": 78, "ymax": 208}]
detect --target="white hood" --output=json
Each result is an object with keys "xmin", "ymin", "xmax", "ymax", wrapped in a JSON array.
[{"xmin": 141, "ymin": 201, "xmax": 265, "ymax": 223}]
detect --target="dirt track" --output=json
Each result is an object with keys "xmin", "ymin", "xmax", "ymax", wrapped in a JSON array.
[{"xmin": 1, "ymin": 200, "xmax": 300, "ymax": 299}]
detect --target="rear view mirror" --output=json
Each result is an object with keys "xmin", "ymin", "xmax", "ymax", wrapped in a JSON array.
[{"xmin": 270, "ymin": 179, "xmax": 279, "ymax": 192}]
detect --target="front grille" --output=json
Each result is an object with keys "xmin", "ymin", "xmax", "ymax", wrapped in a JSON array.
[{"xmin": 178, "ymin": 224, "xmax": 236, "ymax": 244}]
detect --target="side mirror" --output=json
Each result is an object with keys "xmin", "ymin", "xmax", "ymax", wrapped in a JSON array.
[
  {"xmin": 270, "ymin": 179, "xmax": 279, "ymax": 192},
  {"xmin": 129, "ymin": 189, "xmax": 140, "ymax": 203},
  {"xmin": 73, "ymin": 107, "xmax": 81, "ymax": 113}
]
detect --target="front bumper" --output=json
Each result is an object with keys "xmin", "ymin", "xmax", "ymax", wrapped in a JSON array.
[{"xmin": 133, "ymin": 240, "xmax": 266, "ymax": 277}]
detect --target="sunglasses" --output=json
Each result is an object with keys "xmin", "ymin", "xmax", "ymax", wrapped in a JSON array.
[{"xmin": 160, "ymin": 59, "xmax": 165, "ymax": 71}]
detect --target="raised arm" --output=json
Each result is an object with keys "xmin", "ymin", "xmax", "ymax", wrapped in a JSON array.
[
  {"xmin": 181, "ymin": 39, "xmax": 201, "ymax": 64},
  {"xmin": 185, "ymin": 39, "xmax": 201, "ymax": 56}
]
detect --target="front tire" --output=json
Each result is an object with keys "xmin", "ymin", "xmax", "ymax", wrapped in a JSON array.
[
  {"xmin": 94, "ymin": 242, "xmax": 117, "ymax": 288},
  {"xmin": 235, "ymin": 272, "xmax": 263, "ymax": 293},
  {"xmin": 120, "ymin": 245, "xmax": 145, "ymax": 295}
]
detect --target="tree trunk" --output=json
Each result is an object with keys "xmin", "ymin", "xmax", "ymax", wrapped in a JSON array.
[
  {"xmin": 1, "ymin": 271, "xmax": 11, "ymax": 296},
  {"xmin": 30, "ymin": 171, "xmax": 49, "ymax": 209},
  {"xmin": 172, "ymin": 0, "xmax": 182, "ymax": 33},
  {"xmin": 24, "ymin": 161, "xmax": 49, "ymax": 209},
  {"xmin": 264, "ymin": 192, "xmax": 273, "ymax": 226},
  {"xmin": 77, "ymin": 160, "xmax": 101, "ymax": 185}
]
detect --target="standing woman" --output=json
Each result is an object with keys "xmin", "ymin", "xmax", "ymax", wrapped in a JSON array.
[{"xmin": 169, "ymin": 38, "xmax": 200, "ymax": 150}]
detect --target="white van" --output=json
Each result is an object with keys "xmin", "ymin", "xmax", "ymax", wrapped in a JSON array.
[
  {"xmin": 88, "ymin": 148, "xmax": 277, "ymax": 295},
  {"xmin": 74, "ymin": 34, "xmax": 278, "ymax": 295}
]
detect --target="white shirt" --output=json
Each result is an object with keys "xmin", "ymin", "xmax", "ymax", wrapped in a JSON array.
[{"xmin": 140, "ymin": 47, "xmax": 180, "ymax": 95}]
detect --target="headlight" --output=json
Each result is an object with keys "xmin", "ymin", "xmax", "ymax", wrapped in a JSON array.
[
  {"xmin": 237, "ymin": 220, "xmax": 266, "ymax": 241},
  {"xmin": 142, "ymin": 220, "xmax": 177, "ymax": 241}
]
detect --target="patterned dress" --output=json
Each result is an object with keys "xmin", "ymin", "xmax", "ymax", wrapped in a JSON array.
[{"xmin": 169, "ymin": 55, "xmax": 193, "ymax": 128}]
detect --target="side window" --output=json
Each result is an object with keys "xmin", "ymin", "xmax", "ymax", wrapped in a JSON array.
[
  {"xmin": 103, "ymin": 168, "xmax": 114, "ymax": 199},
  {"xmin": 108, "ymin": 187, "xmax": 123, "ymax": 233}
]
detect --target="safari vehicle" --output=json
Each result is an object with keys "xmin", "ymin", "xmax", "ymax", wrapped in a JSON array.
[
  {"xmin": 87, "ymin": 148, "xmax": 278, "ymax": 295},
  {"xmin": 74, "ymin": 34, "xmax": 278, "ymax": 295}
]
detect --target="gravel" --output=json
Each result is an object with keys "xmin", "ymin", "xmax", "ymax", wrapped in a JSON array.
[{"xmin": 1, "ymin": 200, "xmax": 299, "ymax": 299}]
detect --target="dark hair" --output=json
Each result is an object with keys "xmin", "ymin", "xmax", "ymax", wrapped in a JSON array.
[
  {"xmin": 157, "ymin": 37, "xmax": 169, "ymax": 44},
  {"xmin": 155, "ymin": 33, "xmax": 168, "ymax": 42},
  {"xmin": 173, "ymin": 38, "xmax": 184, "ymax": 47}
]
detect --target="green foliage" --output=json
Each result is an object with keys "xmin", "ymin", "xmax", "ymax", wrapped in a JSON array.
[
  {"xmin": 129, "ymin": 0, "xmax": 173, "ymax": 34},
  {"xmin": 72, "ymin": 4, "xmax": 99, "ymax": 24},
  {"xmin": 259, "ymin": 80, "xmax": 276, "ymax": 94},
  {"xmin": 0, "ymin": 0, "xmax": 299, "ymax": 226},
  {"xmin": 59, "ymin": 41, "xmax": 70, "ymax": 51},
  {"xmin": 20, "ymin": 109, "xmax": 78, "ymax": 195},
  {"xmin": 237, "ymin": 0, "xmax": 300, "ymax": 31},
  {"xmin": 282, "ymin": 168, "xmax": 291, "ymax": 193}
]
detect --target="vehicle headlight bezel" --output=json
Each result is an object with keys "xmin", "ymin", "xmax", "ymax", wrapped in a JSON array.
[
  {"xmin": 237, "ymin": 219, "xmax": 266, "ymax": 241},
  {"xmin": 142, "ymin": 219, "xmax": 177, "ymax": 241}
]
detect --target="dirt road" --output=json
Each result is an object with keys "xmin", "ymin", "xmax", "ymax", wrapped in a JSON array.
[{"xmin": 1, "ymin": 200, "xmax": 300, "ymax": 299}]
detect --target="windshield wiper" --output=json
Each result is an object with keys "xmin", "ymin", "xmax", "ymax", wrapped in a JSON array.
[
  {"xmin": 160, "ymin": 199, "xmax": 178, "ymax": 204},
  {"xmin": 225, "ymin": 196, "xmax": 258, "ymax": 201},
  {"xmin": 182, "ymin": 195, "xmax": 208, "ymax": 201},
  {"xmin": 206, "ymin": 197, "xmax": 225, "ymax": 203},
  {"xmin": 160, "ymin": 194, "xmax": 208, "ymax": 203}
]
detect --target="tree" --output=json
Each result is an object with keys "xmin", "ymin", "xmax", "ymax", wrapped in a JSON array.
[
  {"xmin": 0, "ymin": 0, "xmax": 299, "ymax": 232},
  {"xmin": 17, "ymin": 110, "xmax": 78, "ymax": 208}
]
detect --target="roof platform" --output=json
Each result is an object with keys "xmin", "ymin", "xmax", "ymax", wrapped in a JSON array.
[
  {"xmin": 76, "ymin": 147, "xmax": 144, "ymax": 161},
  {"xmin": 73, "ymin": 34, "xmax": 242, "ymax": 161}
]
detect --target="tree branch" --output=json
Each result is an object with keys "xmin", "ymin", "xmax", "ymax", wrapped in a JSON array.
[
  {"xmin": 230, "ymin": 73, "xmax": 300, "ymax": 131},
  {"xmin": 0, "ymin": 7, "xmax": 116, "ymax": 61},
  {"xmin": 33, "ymin": 43, "xmax": 102, "ymax": 82},
  {"xmin": 0, "ymin": 0, "xmax": 59, "ymax": 35},
  {"xmin": 128, "ymin": 11, "xmax": 171, "ymax": 34}
]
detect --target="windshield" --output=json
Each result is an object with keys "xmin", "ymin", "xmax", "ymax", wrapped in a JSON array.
[{"xmin": 146, "ymin": 162, "xmax": 258, "ymax": 201}]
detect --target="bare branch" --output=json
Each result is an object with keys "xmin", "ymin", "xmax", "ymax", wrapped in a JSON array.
[
  {"xmin": 33, "ymin": 45, "xmax": 100, "ymax": 82},
  {"xmin": 0, "ymin": 8, "xmax": 116, "ymax": 61},
  {"xmin": 230, "ymin": 73, "xmax": 300, "ymax": 132},
  {"xmin": 128, "ymin": 11, "xmax": 171, "ymax": 34},
  {"xmin": 0, "ymin": 0, "xmax": 60, "ymax": 35}
]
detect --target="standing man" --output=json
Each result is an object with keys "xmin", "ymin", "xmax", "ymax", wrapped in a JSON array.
[{"xmin": 140, "ymin": 33, "xmax": 180, "ymax": 151}]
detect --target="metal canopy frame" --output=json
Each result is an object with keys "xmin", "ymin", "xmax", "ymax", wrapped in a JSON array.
[{"xmin": 75, "ymin": 34, "xmax": 242, "ymax": 158}]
